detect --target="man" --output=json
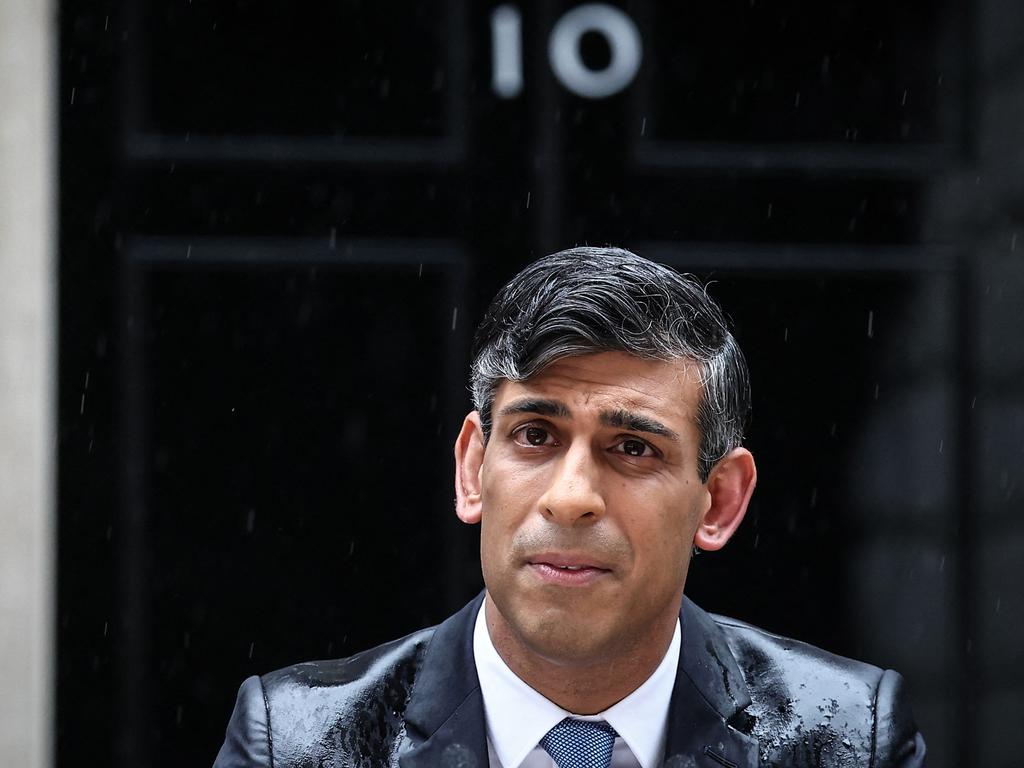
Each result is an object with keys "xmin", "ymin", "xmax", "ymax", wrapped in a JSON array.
[{"xmin": 213, "ymin": 247, "xmax": 926, "ymax": 768}]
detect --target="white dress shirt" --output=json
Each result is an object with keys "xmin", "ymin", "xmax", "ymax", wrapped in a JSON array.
[{"xmin": 472, "ymin": 600, "xmax": 681, "ymax": 768}]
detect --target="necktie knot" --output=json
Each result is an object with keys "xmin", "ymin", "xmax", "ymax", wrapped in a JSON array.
[{"xmin": 539, "ymin": 717, "xmax": 619, "ymax": 768}]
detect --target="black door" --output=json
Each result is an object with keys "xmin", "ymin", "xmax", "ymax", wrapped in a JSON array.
[{"xmin": 59, "ymin": 2, "xmax": 996, "ymax": 766}]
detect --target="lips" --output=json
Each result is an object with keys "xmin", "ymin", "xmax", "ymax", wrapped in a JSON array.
[
  {"xmin": 528, "ymin": 551, "xmax": 611, "ymax": 569},
  {"xmin": 526, "ymin": 552, "xmax": 612, "ymax": 585}
]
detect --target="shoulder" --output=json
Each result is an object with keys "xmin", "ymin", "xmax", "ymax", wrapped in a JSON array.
[
  {"xmin": 262, "ymin": 626, "xmax": 436, "ymax": 767},
  {"xmin": 709, "ymin": 613, "xmax": 925, "ymax": 767},
  {"xmin": 711, "ymin": 612, "xmax": 884, "ymax": 709},
  {"xmin": 214, "ymin": 626, "xmax": 437, "ymax": 768},
  {"xmin": 262, "ymin": 624, "xmax": 436, "ymax": 697}
]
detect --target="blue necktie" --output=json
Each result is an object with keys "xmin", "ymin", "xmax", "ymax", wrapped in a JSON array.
[{"xmin": 539, "ymin": 717, "xmax": 619, "ymax": 768}]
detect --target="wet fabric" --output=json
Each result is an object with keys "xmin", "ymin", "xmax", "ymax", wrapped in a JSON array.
[{"xmin": 211, "ymin": 593, "xmax": 926, "ymax": 767}]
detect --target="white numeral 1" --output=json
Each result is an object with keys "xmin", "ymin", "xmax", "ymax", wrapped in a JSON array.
[{"xmin": 491, "ymin": 5, "xmax": 524, "ymax": 98}]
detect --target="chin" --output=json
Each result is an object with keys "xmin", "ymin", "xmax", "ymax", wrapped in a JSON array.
[{"xmin": 518, "ymin": 610, "xmax": 618, "ymax": 666}]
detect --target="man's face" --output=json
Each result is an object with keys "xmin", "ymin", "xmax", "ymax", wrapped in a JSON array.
[{"xmin": 474, "ymin": 351, "xmax": 711, "ymax": 666}]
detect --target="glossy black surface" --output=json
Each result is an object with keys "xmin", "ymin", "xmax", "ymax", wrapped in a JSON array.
[{"xmin": 213, "ymin": 594, "xmax": 924, "ymax": 767}]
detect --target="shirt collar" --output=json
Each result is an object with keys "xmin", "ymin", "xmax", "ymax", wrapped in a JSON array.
[{"xmin": 472, "ymin": 598, "xmax": 681, "ymax": 768}]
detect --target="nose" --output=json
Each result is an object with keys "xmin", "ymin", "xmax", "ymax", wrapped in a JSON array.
[{"xmin": 537, "ymin": 441, "xmax": 606, "ymax": 525}]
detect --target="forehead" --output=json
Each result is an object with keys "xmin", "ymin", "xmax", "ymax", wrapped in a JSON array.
[{"xmin": 494, "ymin": 352, "xmax": 703, "ymax": 425}]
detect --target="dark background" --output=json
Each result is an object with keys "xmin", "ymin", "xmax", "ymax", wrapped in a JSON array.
[{"xmin": 58, "ymin": 1, "xmax": 1024, "ymax": 766}]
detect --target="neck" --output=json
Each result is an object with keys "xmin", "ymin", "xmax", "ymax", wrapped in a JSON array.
[{"xmin": 483, "ymin": 593, "xmax": 678, "ymax": 715}]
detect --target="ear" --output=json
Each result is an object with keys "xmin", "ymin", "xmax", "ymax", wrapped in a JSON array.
[
  {"xmin": 693, "ymin": 447, "xmax": 756, "ymax": 551},
  {"xmin": 454, "ymin": 411, "xmax": 486, "ymax": 524}
]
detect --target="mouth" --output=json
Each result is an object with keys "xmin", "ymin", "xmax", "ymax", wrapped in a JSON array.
[{"xmin": 525, "ymin": 553, "xmax": 613, "ymax": 586}]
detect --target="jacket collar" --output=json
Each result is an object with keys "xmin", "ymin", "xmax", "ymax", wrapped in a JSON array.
[
  {"xmin": 399, "ymin": 593, "xmax": 759, "ymax": 768},
  {"xmin": 399, "ymin": 592, "xmax": 489, "ymax": 768},
  {"xmin": 663, "ymin": 597, "xmax": 759, "ymax": 768}
]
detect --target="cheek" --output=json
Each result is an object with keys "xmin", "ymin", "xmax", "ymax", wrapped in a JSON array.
[
  {"xmin": 646, "ymin": 516, "xmax": 690, "ymax": 562},
  {"xmin": 625, "ymin": 494, "xmax": 697, "ymax": 565},
  {"xmin": 482, "ymin": 461, "xmax": 545, "ymax": 517},
  {"xmin": 478, "ymin": 477, "xmax": 525, "ymax": 553}
]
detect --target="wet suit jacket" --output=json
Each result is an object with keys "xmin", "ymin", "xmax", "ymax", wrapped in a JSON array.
[{"xmin": 212, "ymin": 592, "xmax": 926, "ymax": 768}]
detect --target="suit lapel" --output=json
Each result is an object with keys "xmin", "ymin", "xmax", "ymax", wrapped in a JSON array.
[
  {"xmin": 398, "ymin": 593, "xmax": 759, "ymax": 768},
  {"xmin": 663, "ymin": 598, "xmax": 760, "ymax": 768},
  {"xmin": 399, "ymin": 592, "xmax": 489, "ymax": 768}
]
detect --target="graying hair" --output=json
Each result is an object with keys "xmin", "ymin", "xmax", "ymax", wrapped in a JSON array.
[{"xmin": 469, "ymin": 247, "xmax": 750, "ymax": 482}]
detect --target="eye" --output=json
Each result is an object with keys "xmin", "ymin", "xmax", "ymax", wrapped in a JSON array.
[
  {"xmin": 512, "ymin": 425, "xmax": 555, "ymax": 447},
  {"xmin": 613, "ymin": 438, "xmax": 657, "ymax": 458}
]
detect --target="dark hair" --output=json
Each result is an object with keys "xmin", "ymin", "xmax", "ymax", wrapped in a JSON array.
[{"xmin": 469, "ymin": 247, "xmax": 750, "ymax": 482}]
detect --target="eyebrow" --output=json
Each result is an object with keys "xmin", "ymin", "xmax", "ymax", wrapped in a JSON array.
[
  {"xmin": 497, "ymin": 398, "xmax": 571, "ymax": 419},
  {"xmin": 497, "ymin": 398, "xmax": 679, "ymax": 442},
  {"xmin": 601, "ymin": 409, "xmax": 680, "ymax": 441}
]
